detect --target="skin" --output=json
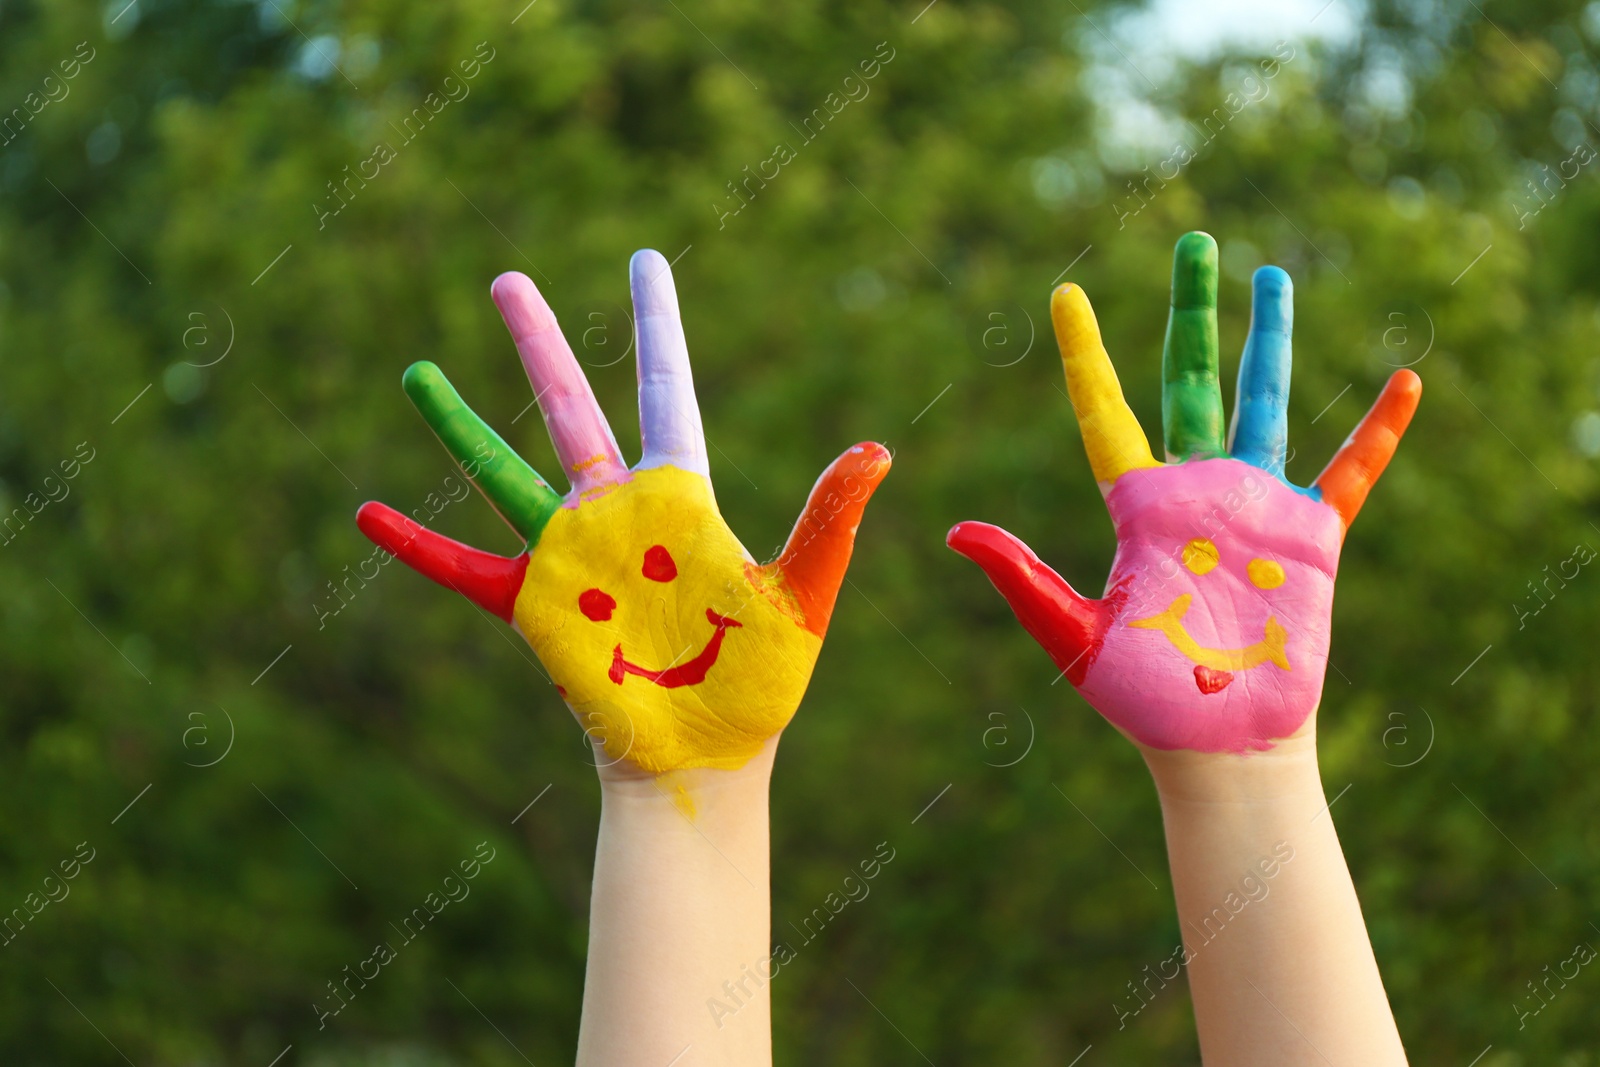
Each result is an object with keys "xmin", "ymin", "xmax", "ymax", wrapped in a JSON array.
[
  {"xmin": 357, "ymin": 250, "xmax": 890, "ymax": 1065},
  {"xmin": 580, "ymin": 740, "xmax": 779, "ymax": 1065},
  {"xmin": 949, "ymin": 232, "xmax": 1419, "ymax": 1063}
]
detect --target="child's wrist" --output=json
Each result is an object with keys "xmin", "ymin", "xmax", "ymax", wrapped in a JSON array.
[
  {"xmin": 595, "ymin": 735, "xmax": 777, "ymax": 811},
  {"xmin": 1139, "ymin": 727, "xmax": 1327, "ymax": 809}
]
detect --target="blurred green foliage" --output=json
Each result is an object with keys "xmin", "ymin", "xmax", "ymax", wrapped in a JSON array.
[{"xmin": 0, "ymin": 0, "xmax": 1597, "ymax": 1062}]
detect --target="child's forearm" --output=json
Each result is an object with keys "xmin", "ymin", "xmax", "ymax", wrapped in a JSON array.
[
  {"xmin": 1144, "ymin": 735, "xmax": 1406, "ymax": 1065},
  {"xmin": 577, "ymin": 739, "xmax": 776, "ymax": 1067}
]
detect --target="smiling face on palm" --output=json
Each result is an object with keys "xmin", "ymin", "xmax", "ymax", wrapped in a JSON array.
[
  {"xmin": 357, "ymin": 251, "xmax": 889, "ymax": 776},
  {"xmin": 1084, "ymin": 457, "xmax": 1342, "ymax": 751},
  {"xmin": 510, "ymin": 463, "xmax": 825, "ymax": 770},
  {"xmin": 949, "ymin": 232, "xmax": 1420, "ymax": 754}
]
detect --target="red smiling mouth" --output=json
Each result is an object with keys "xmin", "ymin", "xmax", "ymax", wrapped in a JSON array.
[{"xmin": 608, "ymin": 609, "xmax": 743, "ymax": 688}]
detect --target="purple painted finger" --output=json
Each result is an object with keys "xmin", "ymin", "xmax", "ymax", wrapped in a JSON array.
[
  {"xmin": 630, "ymin": 249, "xmax": 709, "ymax": 478},
  {"xmin": 490, "ymin": 271, "xmax": 630, "ymax": 496}
]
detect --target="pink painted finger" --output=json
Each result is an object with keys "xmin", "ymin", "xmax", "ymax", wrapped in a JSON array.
[
  {"xmin": 631, "ymin": 249, "xmax": 709, "ymax": 477},
  {"xmin": 490, "ymin": 271, "xmax": 629, "ymax": 496}
]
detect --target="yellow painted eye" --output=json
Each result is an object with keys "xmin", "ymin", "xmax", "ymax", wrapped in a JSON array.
[
  {"xmin": 1248, "ymin": 559, "xmax": 1285, "ymax": 589},
  {"xmin": 1182, "ymin": 538, "xmax": 1219, "ymax": 575}
]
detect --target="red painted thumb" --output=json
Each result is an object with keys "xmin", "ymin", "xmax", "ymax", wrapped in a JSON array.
[
  {"xmin": 946, "ymin": 521, "xmax": 1103, "ymax": 686},
  {"xmin": 356, "ymin": 501, "xmax": 529, "ymax": 623}
]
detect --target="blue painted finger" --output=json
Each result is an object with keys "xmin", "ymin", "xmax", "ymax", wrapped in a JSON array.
[{"xmin": 1229, "ymin": 265, "xmax": 1293, "ymax": 476}]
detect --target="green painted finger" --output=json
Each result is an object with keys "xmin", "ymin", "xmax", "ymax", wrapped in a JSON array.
[
  {"xmin": 1161, "ymin": 231, "xmax": 1226, "ymax": 460},
  {"xmin": 402, "ymin": 361, "xmax": 562, "ymax": 547}
]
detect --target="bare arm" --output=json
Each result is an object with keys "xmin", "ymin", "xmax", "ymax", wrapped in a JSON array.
[
  {"xmin": 578, "ymin": 742, "xmax": 776, "ymax": 1067},
  {"xmin": 1146, "ymin": 736, "xmax": 1405, "ymax": 1064}
]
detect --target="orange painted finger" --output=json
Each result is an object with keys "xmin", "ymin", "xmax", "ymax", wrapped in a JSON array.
[
  {"xmin": 771, "ymin": 442, "xmax": 892, "ymax": 637},
  {"xmin": 1313, "ymin": 369, "xmax": 1422, "ymax": 530}
]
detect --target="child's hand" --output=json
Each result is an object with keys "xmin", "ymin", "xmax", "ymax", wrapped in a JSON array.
[
  {"xmin": 948, "ymin": 232, "xmax": 1419, "ymax": 754},
  {"xmin": 358, "ymin": 250, "xmax": 890, "ymax": 776}
]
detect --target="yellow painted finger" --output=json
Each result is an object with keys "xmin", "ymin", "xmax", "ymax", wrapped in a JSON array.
[{"xmin": 1050, "ymin": 283, "xmax": 1161, "ymax": 489}]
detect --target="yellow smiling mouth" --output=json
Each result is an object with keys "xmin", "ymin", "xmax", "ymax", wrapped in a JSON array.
[{"xmin": 1128, "ymin": 594, "xmax": 1291, "ymax": 672}]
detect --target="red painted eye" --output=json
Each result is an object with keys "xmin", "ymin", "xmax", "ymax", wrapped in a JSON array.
[
  {"xmin": 578, "ymin": 588, "xmax": 616, "ymax": 622},
  {"xmin": 642, "ymin": 545, "xmax": 678, "ymax": 583}
]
